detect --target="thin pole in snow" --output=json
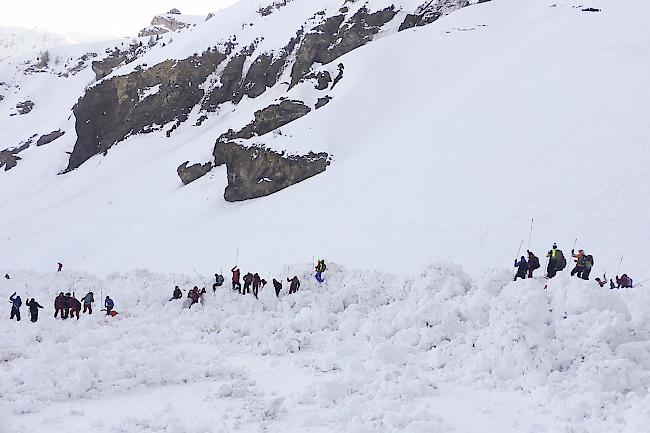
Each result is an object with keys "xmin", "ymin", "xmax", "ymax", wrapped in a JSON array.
[
  {"xmin": 527, "ymin": 218, "xmax": 534, "ymax": 251},
  {"xmin": 617, "ymin": 256, "xmax": 624, "ymax": 276},
  {"xmin": 235, "ymin": 248, "xmax": 239, "ymax": 267}
]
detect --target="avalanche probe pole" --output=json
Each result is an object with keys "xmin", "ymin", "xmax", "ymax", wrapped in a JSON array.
[
  {"xmin": 527, "ymin": 218, "xmax": 534, "ymax": 251},
  {"xmin": 235, "ymin": 248, "xmax": 239, "ymax": 267},
  {"xmin": 617, "ymin": 256, "xmax": 624, "ymax": 276}
]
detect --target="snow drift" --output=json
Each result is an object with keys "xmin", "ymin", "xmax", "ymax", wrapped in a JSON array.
[{"xmin": 1, "ymin": 264, "xmax": 649, "ymax": 432}]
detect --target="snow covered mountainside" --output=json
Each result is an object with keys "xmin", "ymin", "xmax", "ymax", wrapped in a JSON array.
[
  {"xmin": 1, "ymin": 0, "xmax": 649, "ymax": 281},
  {"xmin": 0, "ymin": 27, "xmax": 72, "ymax": 61}
]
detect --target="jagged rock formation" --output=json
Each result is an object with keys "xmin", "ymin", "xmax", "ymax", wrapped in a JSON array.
[
  {"xmin": 12, "ymin": 100, "xmax": 34, "ymax": 116},
  {"xmin": 0, "ymin": 149, "xmax": 21, "ymax": 171},
  {"xmin": 36, "ymin": 130, "xmax": 65, "ymax": 146},
  {"xmin": 289, "ymin": 6, "xmax": 397, "ymax": 88},
  {"xmin": 138, "ymin": 12, "xmax": 194, "ymax": 37},
  {"xmin": 67, "ymin": 50, "xmax": 227, "ymax": 172},
  {"xmin": 213, "ymin": 141, "xmax": 329, "ymax": 202},
  {"xmin": 177, "ymin": 161, "xmax": 213, "ymax": 185},
  {"xmin": 60, "ymin": 0, "xmax": 481, "ymax": 200}
]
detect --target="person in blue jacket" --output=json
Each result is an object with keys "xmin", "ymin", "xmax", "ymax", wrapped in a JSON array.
[
  {"xmin": 514, "ymin": 256, "xmax": 528, "ymax": 281},
  {"xmin": 104, "ymin": 296, "xmax": 115, "ymax": 316},
  {"xmin": 9, "ymin": 293, "xmax": 22, "ymax": 321}
]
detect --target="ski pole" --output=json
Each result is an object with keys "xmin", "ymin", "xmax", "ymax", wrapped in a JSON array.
[
  {"xmin": 527, "ymin": 218, "xmax": 534, "ymax": 250},
  {"xmin": 235, "ymin": 248, "xmax": 239, "ymax": 267},
  {"xmin": 617, "ymin": 256, "xmax": 623, "ymax": 276}
]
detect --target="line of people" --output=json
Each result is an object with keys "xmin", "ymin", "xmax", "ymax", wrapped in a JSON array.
[
  {"xmin": 171, "ymin": 260, "xmax": 327, "ymax": 304},
  {"xmin": 514, "ymin": 243, "xmax": 634, "ymax": 288},
  {"xmin": 8, "ymin": 291, "xmax": 116, "ymax": 323}
]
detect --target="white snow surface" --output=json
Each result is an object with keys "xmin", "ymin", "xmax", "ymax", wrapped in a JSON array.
[
  {"xmin": 0, "ymin": 27, "xmax": 72, "ymax": 61},
  {"xmin": 1, "ymin": 265, "xmax": 649, "ymax": 432},
  {"xmin": 0, "ymin": 0, "xmax": 647, "ymax": 281}
]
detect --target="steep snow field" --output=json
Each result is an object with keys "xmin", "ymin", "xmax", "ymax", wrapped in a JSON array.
[
  {"xmin": 1, "ymin": 265, "xmax": 649, "ymax": 432},
  {"xmin": 0, "ymin": 27, "xmax": 72, "ymax": 61},
  {"xmin": 1, "ymin": 0, "xmax": 647, "ymax": 280}
]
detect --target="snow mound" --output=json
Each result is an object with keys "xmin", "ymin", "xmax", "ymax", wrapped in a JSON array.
[{"xmin": 1, "ymin": 264, "xmax": 649, "ymax": 431}]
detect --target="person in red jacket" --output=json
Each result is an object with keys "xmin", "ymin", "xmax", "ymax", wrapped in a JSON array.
[
  {"xmin": 231, "ymin": 266, "xmax": 241, "ymax": 293},
  {"xmin": 54, "ymin": 292, "xmax": 66, "ymax": 319}
]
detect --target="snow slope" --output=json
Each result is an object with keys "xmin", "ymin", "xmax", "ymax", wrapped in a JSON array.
[
  {"xmin": 1, "ymin": 0, "xmax": 649, "ymax": 283},
  {"xmin": 1, "ymin": 265, "xmax": 649, "ymax": 432},
  {"xmin": 0, "ymin": 27, "xmax": 73, "ymax": 61}
]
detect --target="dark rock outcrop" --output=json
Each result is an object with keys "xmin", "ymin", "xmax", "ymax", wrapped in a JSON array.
[
  {"xmin": 66, "ymin": 50, "xmax": 227, "ymax": 172},
  {"xmin": 37, "ymin": 130, "xmax": 65, "ymax": 146},
  {"xmin": 315, "ymin": 96, "xmax": 332, "ymax": 109},
  {"xmin": 177, "ymin": 161, "xmax": 213, "ymax": 185},
  {"xmin": 213, "ymin": 141, "xmax": 329, "ymax": 202},
  {"xmin": 290, "ymin": 6, "xmax": 396, "ymax": 88},
  {"xmin": 14, "ymin": 100, "xmax": 34, "ymax": 115},
  {"xmin": 221, "ymin": 100, "xmax": 311, "ymax": 142},
  {"xmin": 0, "ymin": 150, "xmax": 20, "ymax": 171}
]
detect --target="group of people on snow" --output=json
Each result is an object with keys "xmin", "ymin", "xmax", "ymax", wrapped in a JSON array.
[
  {"xmin": 171, "ymin": 260, "xmax": 325, "ymax": 305},
  {"xmin": 8, "ymin": 290, "xmax": 116, "ymax": 323},
  {"xmin": 514, "ymin": 243, "xmax": 634, "ymax": 288}
]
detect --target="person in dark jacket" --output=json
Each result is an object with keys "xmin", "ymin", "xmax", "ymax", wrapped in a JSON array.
[
  {"xmin": 105, "ymin": 296, "xmax": 114, "ymax": 315},
  {"xmin": 526, "ymin": 251, "xmax": 540, "ymax": 278},
  {"xmin": 287, "ymin": 276, "xmax": 300, "ymax": 294},
  {"xmin": 273, "ymin": 279, "xmax": 282, "ymax": 297},
  {"xmin": 54, "ymin": 292, "xmax": 66, "ymax": 319},
  {"xmin": 57, "ymin": 262, "xmax": 63, "ymax": 272},
  {"xmin": 26, "ymin": 298, "xmax": 44, "ymax": 322},
  {"xmin": 4, "ymin": 273, "xmax": 9, "ymax": 279},
  {"xmin": 514, "ymin": 256, "xmax": 528, "ymax": 281},
  {"xmin": 9, "ymin": 293, "xmax": 21, "ymax": 321},
  {"xmin": 616, "ymin": 274, "xmax": 633, "ymax": 288},
  {"xmin": 231, "ymin": 267, "xmax": 241, "ymax": 293},
  {"xmin": 69, "ymin": 295, "xmax": 82, "ymax": 320},
  {"xmin": 242, "ymin": 273, "xmax": 253, "ymax": 295},
  {"xmin": 62, "ymin": 293, "xmax": 71, "ymax": 319},
  {"xmin": 81, "ymin": 292, "xmax": 94, "ymax": 314},
  {"xmin": 252, "ymin": 273, "xmax": 262, "ymax": 298},
  {"xmin": 172, "ymin": 286, "xmax": 183, "ymax": 299}
]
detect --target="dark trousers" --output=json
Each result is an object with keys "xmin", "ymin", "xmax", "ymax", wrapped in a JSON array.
[
  {"xmin": 514, "ymin": 270, "xmax": 527, "ymax": 281},
  {"xmin": 571, "ymin": 266, "xmax": 583, "ymax": 278},
  {"xmin": 10, "ymin": 307, "xmax": 20, "ymax": 321},
  {"xmin": 547, "ymin": 261, "xmax": 557, "ymax": 278},
  {"xmin": 70, "ymin": 309, "xmax": 80, "ymax": 320},
  {"xmin": 30, "ymin": 312, "xmax": 38, "ymax": 323},
  {"xmin": 252, "ymin": 284, "xmax": 259, "ymax": 298},
  {"xmin": 83, "ymin": 303, "xmax": 93, "ymax": 314},
  {"xmin": 232, "ymin": 281, "xmax": 241, "ymax": 293},
  {"xmin": 527, "ymin": 268, "xmax": 535, "ymax": 278},
  {"xmin": 55, "ymin": 308, "xmax": 64, "ymax": 318},
  {"xmin": 243, "ymin": 282, "xmax": 251, "ymax": 295},
  {"xmin": 106, "ymin": 307, "xmax": 113, "ymax": 316},
  {"xmin": 582, "ymin": 268, "xmax": 591, "ymax": 280}
]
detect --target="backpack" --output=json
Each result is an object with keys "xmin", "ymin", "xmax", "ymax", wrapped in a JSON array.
[
  {"xmin": 585, "ymin": 255, "xmax": 594, "ymax": 268},
  {"xmin": 216, "ymin": 274, "xmax": 224, "ymax": 286},
  {"xmin": 529, "ymin": 256, "xmax": 540, "ymax": 270},
  {"xmin": 555, "ymin": 250, "xmax": 567, "ymax": 270}
]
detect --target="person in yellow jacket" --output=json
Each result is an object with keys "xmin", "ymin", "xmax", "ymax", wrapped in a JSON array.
[{"xmin": 546, "ymin": 243, "xmax": 559, "ymax": 278}]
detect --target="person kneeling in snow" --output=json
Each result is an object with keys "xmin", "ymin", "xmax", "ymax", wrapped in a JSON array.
[
  {"xmin": 172, "ymin": 286, "xmax": 183, "ymax": 300},
  {"xmin": 514, "ymin": 256, "xmax": 528, "ymax": 281},
  {"xmin": 616, "ymin": 274, "xmax": 633, "ymax": 288},
  {"xmin": 105, "ymin": 296, "xmax": 115, "ymax": 316}
]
